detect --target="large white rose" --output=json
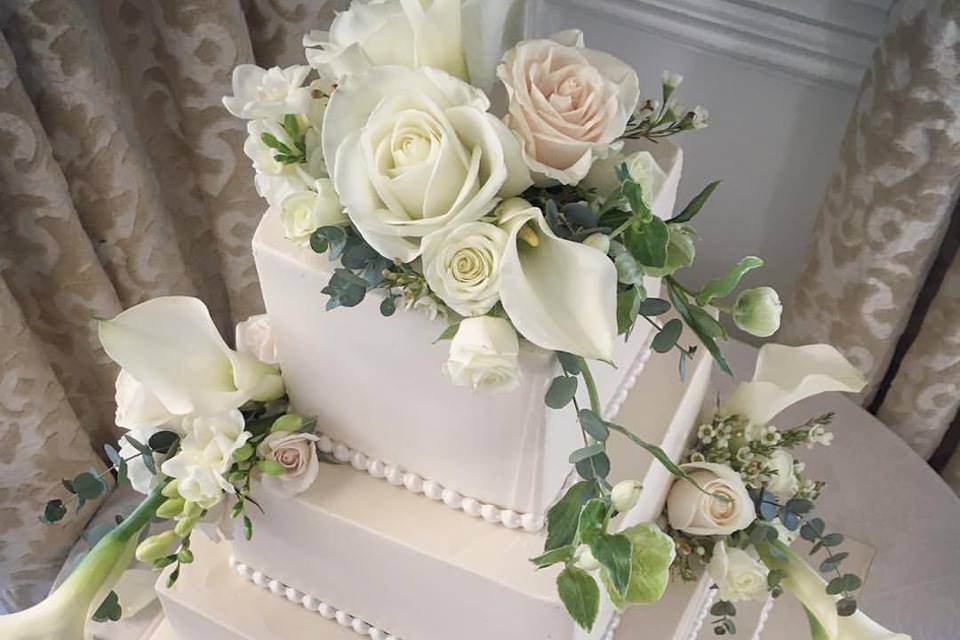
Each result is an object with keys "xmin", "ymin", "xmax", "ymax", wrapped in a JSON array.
[
  {"xmin": 422, "ymin": 222, "xmax": 508, "ymax": 316},
  {"xmin": 280, "ymin": 179, "xmax": 348, "ymax": 247},
  {"xmin": 322, "ymin": 65, "xmax": 531, "ymax": 262},
  {"xmin": 707, "ymin": 541, "xmax": 769, "ymax": 603},
  {"xmin": 498, "ymin": 30, "xmax": 639, "ymax": 185},
  {"xmin": 222, "ymin": 64, "xmax": 311, "ymax": 120},
  {"xmin": 98, "ymin": 297, "xmax": 285, "ymax": 417},
  {"xmin": 161, "ymin": 411, "xmax": 250, "ymax": 509},
  {"xmin": 114, "ymin": 370, "xmax": 175, "ymax": 430},
  {"xmin": 666, "ymin": 462, "xmax": 756, "ymax": 536},
  {"xmin": 764, "ymin": 448, "xmax": 800, "ymax": 500},
  {"xmin": 303, "ymin": 0, "xmax": 467, "ymax": 81},
  {"xmin": 443, "ymin": 316, "xmax": 520, "ymax": 392}
]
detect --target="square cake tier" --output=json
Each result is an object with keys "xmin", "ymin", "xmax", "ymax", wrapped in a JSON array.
[
  {"xmin": 252, "ymin": 140, "xmax": 683, "ymax": 518},
  {"xmin": 212, "ymin": 335, "xmax": 710, "ymax": 640}
]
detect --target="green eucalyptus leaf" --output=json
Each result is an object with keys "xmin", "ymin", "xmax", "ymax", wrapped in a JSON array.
[
  {"xmin": 601, "ymin": 523, "xmax": 675, "ymax": 608},
  {"xmin": 578, "ymin": 409, "xmax": 609, "ymax": 441},
  {"xmin": 668, "ymin": 180, "xmax": 720, "ymax": 224},
  {"xmin": 544, "ymin": 481, "xmax": 600, "ymax": 551},
  {"xmin": 695, "ymin": 256, "xmax": 764, "ymax": 306},
  {"xmin": 576, "ymin": 452, "xmax": 611, "ymax": 481},
  {"xmin": 590, "ymin": 533, "xmax": 632, "ymax": 597},
  {"xmin": 42, "ymin": 499, "xmax": 67, "ymax": 523},
  {"xmin": 73, "ymin": 471, "xmax": 107, "ymax": 500},
  {"xmin": 637, "ymin": 297, "xmax": 670, "ymax": 316},
  {"xmin": 545, "ymin": 376, "xmax": 578, "ymax": 409},
  {"xmin": 148, "ymin": 430, "xmax": 179, "ymax": 455},
  {"xmin": 652, "ymin": 318, "xmax": 683, "ymax": 353},
  {"xmin": 557, "ymin": 352, "xmax": 581, "ymax": 375},
  {"xmin": 616, "ymin": 288, "xmax": 641, "ymax": 335},
  {"xmin": 569, "ymin": 443, "xmax": 605, "ymax": 464},
  {"xmin": 557, "ymin": 566, "xmax": 600, "ymax": 632}
]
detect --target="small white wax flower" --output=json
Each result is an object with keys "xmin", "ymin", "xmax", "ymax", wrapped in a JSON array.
[
  {"xmin": 689, "ymin": 105, "xmax": 709, "ymax": 129},
  {"xmin": 611, "ymin": 480, "xmax": 643, "ymax": 512},
  {"xmin": 661, "ymin": 70, "xmax": 684, "ymax": 89}
]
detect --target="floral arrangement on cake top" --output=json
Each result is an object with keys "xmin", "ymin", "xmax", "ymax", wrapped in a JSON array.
[{"xmin": 0, "ymin": 2, "xmax": 908, "ymax": 640}]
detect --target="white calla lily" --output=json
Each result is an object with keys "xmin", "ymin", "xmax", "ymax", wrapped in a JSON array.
[
  {"xmin": 497, "ymin": 199, "xmax": 618, "ymax": 361},
  {"xmin": 760, "ymin": 542, "xmax": 910, "ymax": 640},
  {"xmin": 723, "ymin": 343, "xmax": 867, "ymax": 427},
  {"xmin": 98, "ymin": 296, "xmax": 284, "ymax": 417},
  {"xmin": 0, "ymin": 487, "xmax": 165, "ymax": 640}
]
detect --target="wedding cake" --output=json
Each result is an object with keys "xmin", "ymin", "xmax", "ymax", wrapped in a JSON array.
[{"xmin": 2, "ymin": 2, "xmax": 912, "ymax": 640}]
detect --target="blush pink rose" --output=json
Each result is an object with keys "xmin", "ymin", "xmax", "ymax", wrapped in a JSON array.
[{"xmin": 497, "ymin": 30, "xmax": 639, "ymax": 185}]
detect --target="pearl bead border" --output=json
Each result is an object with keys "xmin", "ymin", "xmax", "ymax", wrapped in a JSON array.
[
  {"xmin": 230, "ymin": 556, "xmax": 402, "ymax": 640},
  {"xmin": 688, "ymin": 584, "xmax": 716, "ymax": 640},
  {"xmin": 313, "ymin": 338, "xmax": 655, "ymax": 534},
  {"xmin": 749, "ymin": 595, "xmax": 774, "ymax": 640}
]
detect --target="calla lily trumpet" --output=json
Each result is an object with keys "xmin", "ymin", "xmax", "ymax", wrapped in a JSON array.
[
  {"xmin": 723, "ymin": 343, "xmax": 867, "ymax": 427},
  {"xmin": 98, "ymin": 296, "xmax": 284, "ymax": 417},
  {"xmin": 497, "ymin": 199, "xmax": 619, "ymax": 361},
  {"xmin": 760, "ymin": 542, "xmax": 910, "ymax": 640},
  {"xmin": 0, "ymin": 486, "xmax": 165, "ymax": 640}
]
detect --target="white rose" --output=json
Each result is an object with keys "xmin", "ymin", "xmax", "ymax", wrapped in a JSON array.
[
  {"xmin": 443, "ymin": 316, "xmax": 520, "ymax": 392},
  {"xmin": 666, "ymin": 462, "xmax": 756, "ymax": 536},
  {"xmin": 498, "ymin": 31, "xmax": 639, "ymax": 185},
  {"xmin": 321, "ymin": 65, "xmax": 531, "ymax": 262},
  {"xmin": 765, "ymin": 449, "xmax": 800, "ymax": 499},
  {"xmin": 118, "ymin": 426, "xmax": 164, "ymax": 495},
  {"xmin": 222, "ymin": 64, "xmax": 312, "ymax": 120},
  {"xmin": 422, "ymin": 222, "xmax": 508, "ymax": 316},
  {"xmin": 257, "ymin": 431, "xmax": 321, "ymax": 495},
  {"xmin": 303, "ymin": 0, "xmax": 467, "ymax": 81},
  {"xmin": 161, "ymin": 411, "xmax": 250, "ymax": 509},
  {"xmin": 279, "ymin": 180, "xmax": 348, "ymax": 247},
  {"xmin": 114, "ymin": 370, "xmax": 175, "ymax": 429},
  {"xmin": 707, "ymin": 541, "xmax": 769, "ymax": 603},
  {"xmin": 584, "ymin": 148, "xmax": 666, "ymax": 202},
  {"xmin": 235, "ymin": 314, "xmax": 279, "ymax": 366}
]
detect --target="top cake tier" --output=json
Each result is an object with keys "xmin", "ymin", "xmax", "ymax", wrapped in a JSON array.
[{"xmin": 252, "ymin": 140, "xmax": 683, "ymax": 518}]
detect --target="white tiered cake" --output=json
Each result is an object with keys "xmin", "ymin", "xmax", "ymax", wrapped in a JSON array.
[{"xmin": 156, "ymin": 139, "xmax": 719, "ymax": 639}]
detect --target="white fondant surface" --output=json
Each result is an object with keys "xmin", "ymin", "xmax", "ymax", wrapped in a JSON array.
[{"xmin": 252, "ymin": 141, "xmax": 682, "ymax": 517}]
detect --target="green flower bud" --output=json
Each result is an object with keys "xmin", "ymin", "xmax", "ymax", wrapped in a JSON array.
[
  {"xmin": 161, "ymin": 480, "xmax": 180, "ymax": 499},
  {"xmin": 135, "ymin": 530, "xmax": 177, "ymax": 562},
  {"xmin": 611, "ymin": 480, "xmax": 643, "ymax": 512},
  {"xmin": 182, "ymin": 501, "xmax": 202, "ymax": 519},
  {"xmin": 156, "ymin": 498, "xmax": 185, "ymax": 519},
  {"xmin": 270, "ymin": 414, "xmax": 304, "ymax": 433},
  {"xmin": 174, "ymin": 516, "xmax": 198, "ymax": 538},
  {"xmin": 177, "ymin": 548, "xmax": 195, "ymax": 564},
  {"xmin": 733, "ymin": 287, "xmax": 782, "ymax": 337},
  {"xmin": 232, "ymin": 442, "xmax": 255, "ymax": 461},
  {"xmin": 257, "ymin": 459, "xmax": 285, "ymax": 476}
]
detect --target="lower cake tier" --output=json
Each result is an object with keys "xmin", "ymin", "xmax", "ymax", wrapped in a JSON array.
[{"xmin": 158, "ymin": 535, "xmax": 719, "ymax": 640}]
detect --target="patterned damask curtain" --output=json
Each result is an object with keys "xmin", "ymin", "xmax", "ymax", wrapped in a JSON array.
[
  {"xmin": 0, "ymin": 0, "xmax": 340, "ymax": 612},
  {"xmin": 782, "ymin": 0, "xmax": 960, "ymax": 493}
]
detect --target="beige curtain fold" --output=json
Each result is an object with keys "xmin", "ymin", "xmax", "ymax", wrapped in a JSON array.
[
  {"xmin": 0, "ymin": 0, "xmax": 336, "ymax": 612},
  {"xmin": 781, "ymin": 0, "xmax": 960, "ymax": 492}
]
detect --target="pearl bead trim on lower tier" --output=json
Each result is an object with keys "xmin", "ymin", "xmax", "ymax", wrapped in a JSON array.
[{"xmin": 231, "ymin": 556, "xmax": 402, "ymax": 640}]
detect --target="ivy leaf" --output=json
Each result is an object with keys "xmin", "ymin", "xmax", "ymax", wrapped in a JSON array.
[
  {"xmin": 695, "ymin": 256, "xmax": 764, "ymax": 306},
  {"xmin": 590, "ymin": 533, "xmax": 632, "ymax": 598},
  {"xmin": 624, "ymin": 217, "xmax": 669, "ymax": 268},
  {"xmin": 668, "ymin": 180, "xmax": 720, "ymax": 224},
  {"xmin": 544, "ymin": 481, "xmax": 600, "ymax": 552},
  {"xmin": 545, "ymin": 376, "xmax": 578, "ymax": 409},
  {"xmin": 530, "ymin": 545, "xmax": 574, "ymax": 569},
  {"xmin": 614, "ymin": 252, "xmax": 644, "ymax": 286},
  {"xmin": 668, "ymin": 283, "xmax": 732, "ymax": 375},
  {"xmin": 652, "ymin": 318, "xmax": 683, "ymax": 353},
  {"xmin": 600, "ymin": 523, "xmax": 675, "ymax": 607},
  {"xmin": 577, "ymin": 498, "xmax": 608, "ymax": 545},
  {"xmin": 557, "ymin": 567, "xmax": 600, "ymax": 632}
]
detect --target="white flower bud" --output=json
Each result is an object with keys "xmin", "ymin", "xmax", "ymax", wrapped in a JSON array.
[
  {"xmin": 574, "ymin": 546, "xmax": 600, "ymax": 572},
  {"xmin": 733, "ymin": 287, "xmax": 782, "ymax": 337},
  {"xmin": 661, "ymin": 70, "xmax": 684, "ymax": 89},
  {"xmin": 583, "ymin": 233, "xmax": 611, "ymax": 255},
  {"xmin": 611, "ymin": 479, "xmax": 643, "ymax": 512}
]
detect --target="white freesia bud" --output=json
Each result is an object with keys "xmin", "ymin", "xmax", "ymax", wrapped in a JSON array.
[
  {"xmin": 707, "ymin": 541, "xmax": 769, "ymax": 603},
  {"xmin": 574, "ymin": 546, "xmax": 600, "ymax": 572},
  {"xmin": 161, "ymin": 411, "xmax": 250, "ymax": 509},
  {"xmin": 583, "ymin": 232, "xmax": 611, "ymax": 255},
  {"xmin": 666, "ymin": 462, "xmax": 756, "ymax": 536},
  {"xmin": 583, "ymin": 148, "xmax": 666, "ymax": 203},
  {"xmin": 764, "ymin": 448, "xmax": 800, "ymax": 499},
  {"xmin": 443, "ymin": 316, "xmax": 521, "ymax": 393},
  {"xmin": 422, "ymin": 222, "xmax": 508, "ymax": 317},
  {"xmin": 235, "ymin": 314, "xmax": 279, "ymax": 366},
  {"xmin": 661, "ymin": 70, "xmax": 683, "ymax": 89},
  {"xmin": 733, "ymin": 287, "xmax": 783, "ymax": 337},
  {"xmin": 222, "ymin": 64, "xmax": 311, "ymax": 120},
  {"xmin": 611, "ymin": 480, "xmax": 643, "ymax": 512},
  {"xmin": 280, "ymin": 179, "xmax": 347, "ymax": 247}
]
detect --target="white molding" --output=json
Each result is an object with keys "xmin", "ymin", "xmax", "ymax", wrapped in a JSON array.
[{"xmin": 530, "ymin": 0, "xmax": 892, "ymax": 88}]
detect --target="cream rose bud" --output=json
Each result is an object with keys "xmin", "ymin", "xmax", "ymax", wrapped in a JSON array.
[
  {"xmin": 666, "ymin": 462, "xmax": 756, "ymax": 536},
  {"xmin": 584, "ymin": 148, "xmax": 666, "ymax": 202},
  {"xmin": 422, "ymin": 222, "xmax": 508, "ymax": 317},
  {"xmin": 611, "ymin": 480, "xmax": 643, "ymax": 512},
  {"xmin": 321, "ymin": 65, "xmax": 531, "ymax": 262},
  {"xmin": 257, "ymin": 431, "xmax": 321, "ymax": 495},
  {"xmin": 765, "ymin": 449, "xmax": 800, "ymax": 499},
  {"xmin": 160, "ymin": 411, "xmax": 250, "ymax": 510},
  {"xmin": 498, "ymin": 30, "xmax": 639, "ymax": 185},
  {"xmin": 733, "ymin": 287, "xmax": 783, "ymax": 338},
  {"xmin": 443, "ymin": 316, "xmax": 521, "ymax": 392},
  {"xmin": 114, "ymin": 370, "xmax": 175, "ymax": 429},
  {"xmin": 280, "ymin": 180, "xmax": 347, "ymax": 247},
  {"xmin": 235, "ymin": 314, "xmax": 279, "ymax": 366},
  {"xmin": 707, "ymin": 541, "xmax": 769, "ymax": 603}
]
